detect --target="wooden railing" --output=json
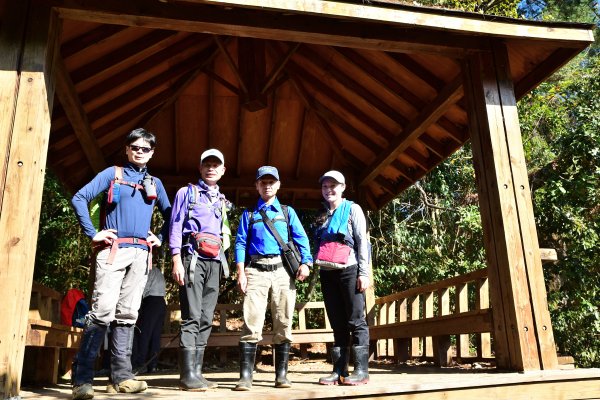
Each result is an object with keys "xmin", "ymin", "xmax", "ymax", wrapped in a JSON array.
[
  {"xmin": 161, "ymin": 301, "xmax": 334, "ymax": 361},
  {"xmin": 370, "ymin": 248, "xmax": 558, "ymax": 366},
  {"xmin": 371, "ymin": 268, "xmax": 492, "ymax": 366}
]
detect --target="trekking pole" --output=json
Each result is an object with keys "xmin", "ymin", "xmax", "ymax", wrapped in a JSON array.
[{"xmin": 134, "ymin": 330, "xmax": 181, "ymax": 376}]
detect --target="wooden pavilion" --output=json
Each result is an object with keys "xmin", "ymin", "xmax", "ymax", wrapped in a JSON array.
[{"xmin": 1, "ymin": 0, "xmax": 599, "ymax": 398}]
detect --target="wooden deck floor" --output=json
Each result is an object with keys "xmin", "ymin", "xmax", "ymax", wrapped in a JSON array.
[{"xmin": 20, "ymin": 361, "xmax": 600, "ymax": 400}]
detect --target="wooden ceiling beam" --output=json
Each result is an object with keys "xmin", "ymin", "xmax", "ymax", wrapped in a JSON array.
[
  {"xmin": 288, "ymin": 76, "xmax": 351, "ymax": 168},
  {"xmin": 86, "ymin": 54, "xmax": 208, "ymax": 123},
  {"xmin": 386, "ymin": 52, "xmax": 447, "ymax": 92},
  {"xmin": 334, "ymin": 47, "xmax": 426, "ymax": 110},
  {"xmin": 286, "ymin": 52, "xmax": 392, "ymax": 150},
  {"xmin": 53, "ymin": 0, "xmax": 490, "ymax": 57},
  {"xmin": 61, "ymin": 24, "xmax": 127, "ymax": 59},
  {"xmin": 312, "ymin": 100, "xmax": 383, "ymax": 154},
  {"xmin": 286, "ymin": 70, "xmax": 379, "ymax": 159},
  {"xmin": 419, "ymin": 134, "xmax": 447, "ymax": 159},
  {"xmin": 53, "ymin": 54, "xmax": 106, "ymax": 173},
  {"xmin": 70, "ymin": 29, "xmax": 178, "ymax": 84},
  {"xmin": 214, "ymin": 35, "xmax": 248, "ymax": 95},
  {"xmin": 359, "ymin": 76, "xmax": 464, "ymax": 185},
  {"xmin": 514, "ymin": 47, "xmax": 583, "ymax": 100},
  {"xmin": 262, "ymin": 42, "xmax": 300, "ymax": 95},
  {"xmin": 139, "ymin": 42, "xmax": 222, "ymax": 127},
  {"xmin": 238, "ymin": 37, "xmax": 268, "ymax": 111},
  {"xmin": 79, "ymin": 34, "xmax": 212, "ymax": 104},
  {"xmin": 202, "ymin": 68, "xmax": 240, "ymax": 96},
  {"xmin": 299, "ymin": 45, "xmax": 408, "ymax": 133},
  {"xmin": 193, "ymin": 0, "xmax": 594, "ymax": 43},
  {"xmin": 334, "ymin": 47, "xmax": 467, "ymax": 145}
]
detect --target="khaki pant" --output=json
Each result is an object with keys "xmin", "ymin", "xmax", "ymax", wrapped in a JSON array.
[
  {"xmin": 241, "ymin": 265, "xmax": 296, "ymax": 344},
  {"xmin": 90, "ymin": 246, "xmax": 149, "ymax": 325}
]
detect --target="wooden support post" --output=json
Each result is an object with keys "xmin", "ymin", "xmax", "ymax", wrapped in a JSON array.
[
  {"xmin": 0, "ymin": 1, "xmax": 59, "ymax": 397},
  {"xmin": 462, "ymin": 40, "xmax": 558, "ymax": 371}
]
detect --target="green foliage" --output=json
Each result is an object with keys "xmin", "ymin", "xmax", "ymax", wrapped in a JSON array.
[
  {"xmin": 368, "ymin": 146, "xmax": 486, "ymax": 297},
  {"xmin": 34, "ymin": 171, "xmax": 93, "ymax": 294},
  {"xmin": 519, "ymin": 55, "xmax": 600, "ymax": 367}
]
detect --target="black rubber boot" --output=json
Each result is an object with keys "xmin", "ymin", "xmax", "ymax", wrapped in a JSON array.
[
  {"xmin": 234, "ymin": 342, "xmax": 257, "ymax": 391},
  {"xmin": 194, "ymin": 346, "xmax": 218, "ymax": 389},
  {"xmin": 318, "ymin": 346, "xmax": 349, "ymax": 385},
  {"xmin": 274, "ymin": 342, "xmax": 292, "ymax": 388},
  {"xmin": 341, "ymin": 345, "xmax": 369, "ymax": 385},
  {"xmin": 179, "ymin": 348, "xmax": 206, "ymax": 391}
]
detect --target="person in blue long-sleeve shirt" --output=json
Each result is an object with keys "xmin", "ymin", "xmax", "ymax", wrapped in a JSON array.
[
  {"xmin": 233, "ymin": 166, "xmax": 312, "ymax": 391},
  {"xmin": 70, "ymin": 128, "xmax": 171, "ymax": 400}
]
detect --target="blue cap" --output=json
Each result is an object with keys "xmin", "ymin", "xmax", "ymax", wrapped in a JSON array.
[{"xmin": 256, "ymin": 166, "xmax": 279, "ymax": 181}]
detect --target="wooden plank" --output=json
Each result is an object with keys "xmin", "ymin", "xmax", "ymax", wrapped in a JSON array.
[
  {"xmin": 238, "ymin": 37, "xmax": 268, "ymax": 111},
  {"xmin": 376, "ymin": 268, "xmax": 488, "ymax": 305},
  {"xmin": 0, "ymin": 2, "xmax": 59, "ymax": 396},
  {"xmin": 455, "ymin": 283, "xmax": 470, "ymax": 359},
  {"xmin": 462, "ymin": 47, "xmax": 541, "ymax": 371},
  {"xmin": 53, "ymin": 54, "xmax": 106, "ymax": 173},
  {"xmin": 359, "ymin": 77, "xmax": 464, "ymax": 186},
  {"xmin": 60, "ymin": 24, "xmax": 127, "ymax": 59},
  {"xmin": 409, "ymin": 296, "xmax": 420, "ymax": 357},
  {"xmin": 423, "ymin": 292, "xmax": 433, "ymax": 357},
  {"xmin": 490, "ymin": 40, "xmax": 558, "ymax": 370},
  {"xmin": 195, "ymin": 0, "xmax": 594, "ymax": 43},
  {"xmin": 433, "ymin": 288, "xmax": 451, "ymax": 366},
  {"xmin": 370, "ymin": 309, "xmax": 493, "ymax": 340},
  {"xmin": 53, "ymin": 0, "xmax": 490, "ymax": 57},
  {"xmin": 476, "ymin": 278, "xmax": 492, "ymax": 358}
]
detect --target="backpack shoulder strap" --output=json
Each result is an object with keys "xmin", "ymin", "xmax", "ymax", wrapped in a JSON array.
[
  {"xmin": 114, "ymin": 166, "xmax": 123, "ymax": 182},
  {"xmin": 281, "ymin": 204, "xmax": 292, "ymax": 241}
]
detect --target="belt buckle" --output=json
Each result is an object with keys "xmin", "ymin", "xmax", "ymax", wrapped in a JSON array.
[{"xmin": 133, "ymin": 238, "xmax": 139, "ymax": 244}]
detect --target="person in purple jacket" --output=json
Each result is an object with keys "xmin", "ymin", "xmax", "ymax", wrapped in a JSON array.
[
  {"xmin": 169, "ymin": 149, "xmax": 231, "ymax": 391},
  {"xmin": 70, "ymin": 128, "xmax": 171, "ymax": 400}
]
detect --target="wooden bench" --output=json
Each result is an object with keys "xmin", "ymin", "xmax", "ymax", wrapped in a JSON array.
[
  {"xmin": 161, "ymin": 301, "xmax": 334, "ymax": 362},
  {"xmin": 24, "ymin": 282, "xmax": 83, "ymax": 385}
]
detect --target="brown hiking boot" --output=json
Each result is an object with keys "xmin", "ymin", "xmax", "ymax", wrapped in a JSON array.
[
  {"xmin": 116, "ymin": 379, "xmax": 148, "ymax": 393},
  {"xmin": 72, "ymin": 383, "xmax": 94, "ymax": 399}
]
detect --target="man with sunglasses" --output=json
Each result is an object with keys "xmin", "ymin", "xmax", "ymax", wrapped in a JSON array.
[
  {"xmin": 70, "ymin": 128, "xmax": 171, "ymax": 400},
  {"xmin": 169, "ymin": 148, "xmax": 231, "ymax": 391}
]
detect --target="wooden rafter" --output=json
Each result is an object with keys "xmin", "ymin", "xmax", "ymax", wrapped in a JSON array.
[
  {"xmin": 386, "ymin": 52, "xmax": 447, "ymax": 92},
  {"xmin": 262, "ymin": 42, "xmax": 300, "ymax": 95},
  {"xmin": 70, "ymin": 30, "xmax": 177, "ymax": 84},
  {"xmin": 288, "ymin": 77, "xmax": 350, "ymax": 168},
  {"xmin": 359, "ymin": 76, "xmax": 464, "ymax": 186},
  {"xmin": 140, "ymin": 42, "xmax": 222, "ymax": 127},
  {"xmin": 286, "ymin": 47, "xmax": 394, "ymax": 144},
  {"xmin": 79, "ymin": 34, "xmax": 212, "ymax": 104},
  {"xmin": 333, "ymin": 47, "xmax": 465, "ymax": 144},
  {"xmin": 87, "ymin": 54, "xmax": 210, "ymax": 123},
  {"xmin": 61, "ymin": 24, "xmax": 126, "ymax": 59},
  {"xmin": 214, "ymin": 35, "xmax": 248, "ymax": 95},
  {"xmin": 300, "ymin": 45, "xmax": 408, "ymax": 133},
  {"xmin": 53, "ymin": 54, "xmax": 106, "ymax": 172}
]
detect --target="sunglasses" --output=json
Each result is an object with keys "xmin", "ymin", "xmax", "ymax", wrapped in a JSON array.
[{"xmin": 128, "ymin": 145, "xmax": 153, "ymax": 154}]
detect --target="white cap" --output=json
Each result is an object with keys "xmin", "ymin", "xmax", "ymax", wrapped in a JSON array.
[
  {"xmin": 319, "ymin": 170, "xmax": 345, "ymax": 184},
  {"xmin": 200, "ymin": 149, "xmax": 224, "ymax": 164}
]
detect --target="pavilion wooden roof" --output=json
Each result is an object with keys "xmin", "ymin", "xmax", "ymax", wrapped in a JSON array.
[{"xmin": 47, "ymin": 0, "xmax": 594, "ymax": 209}]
